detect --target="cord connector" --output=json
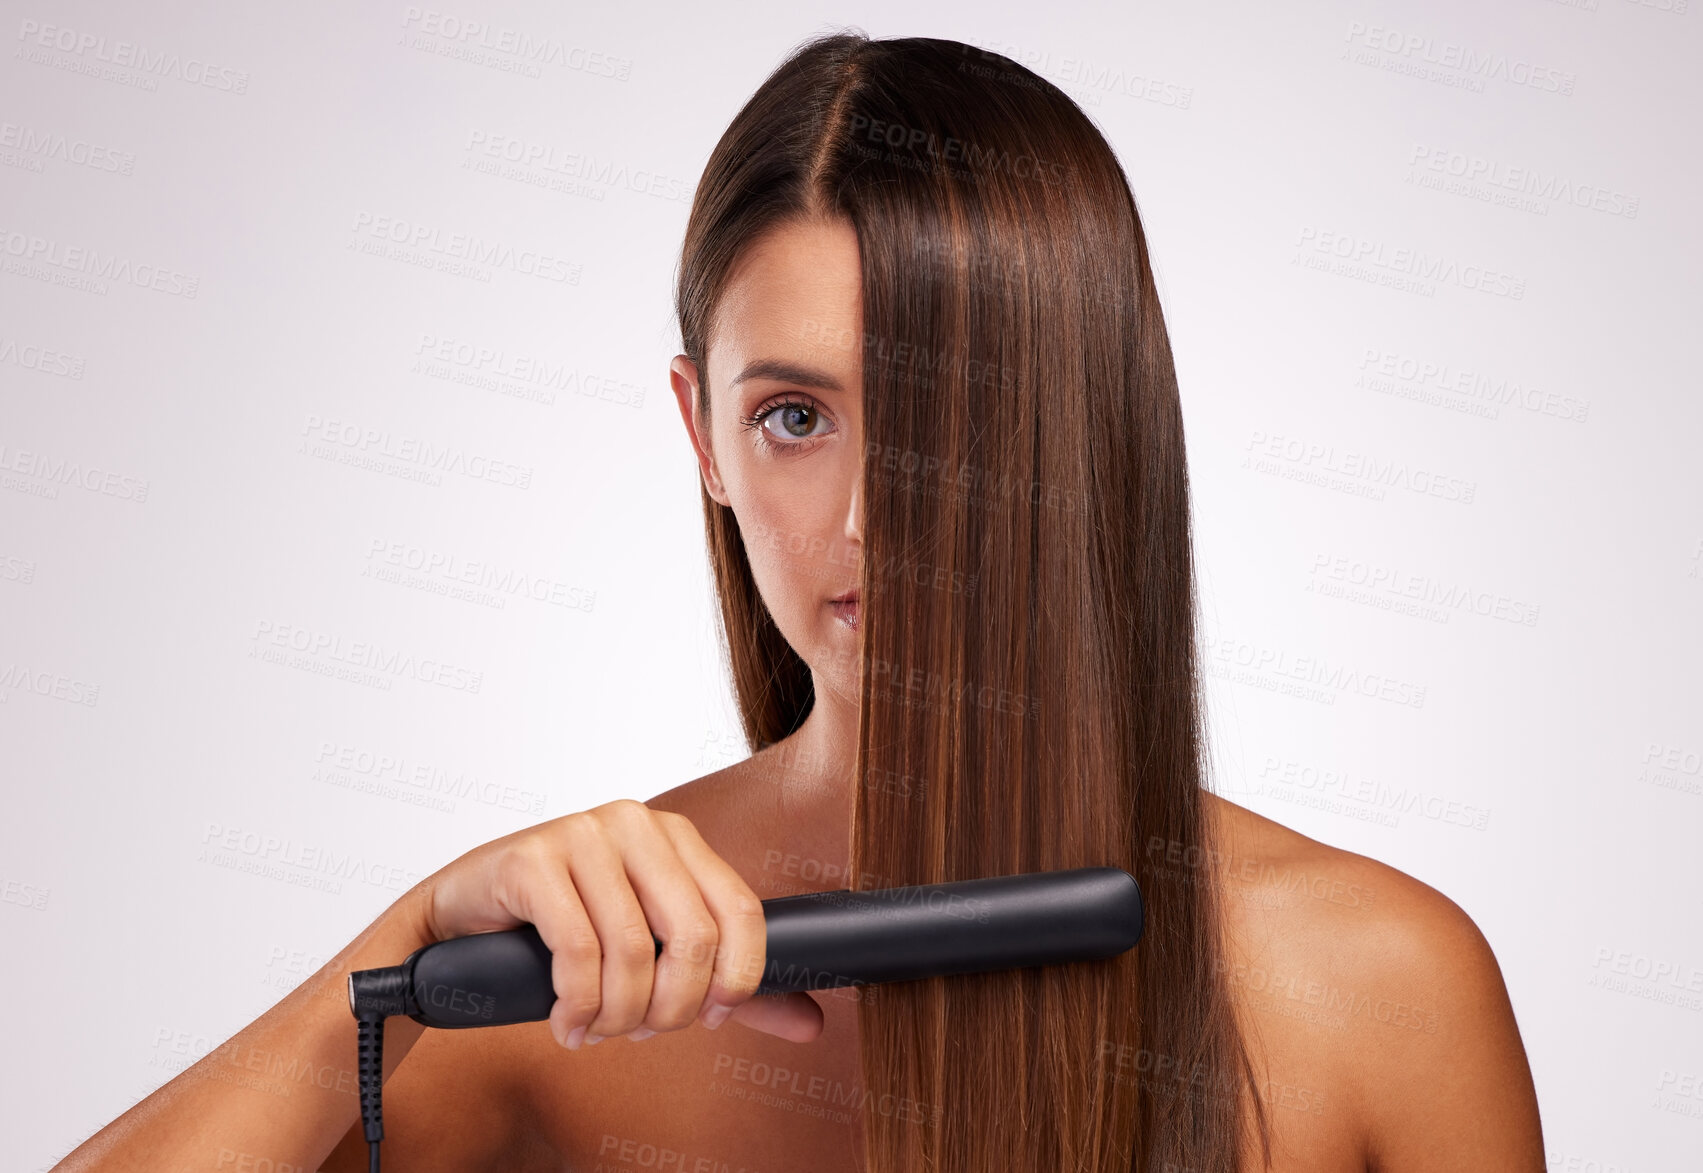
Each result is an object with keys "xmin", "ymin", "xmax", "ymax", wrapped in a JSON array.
[{"xmin": 347, "ymin": 964, "xmax": 418, "ymax": 1173}]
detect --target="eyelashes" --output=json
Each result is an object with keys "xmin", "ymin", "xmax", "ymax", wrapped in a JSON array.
[{"xmin": 739, "ymin": 394, "xmax": 837, "ymax": 455}]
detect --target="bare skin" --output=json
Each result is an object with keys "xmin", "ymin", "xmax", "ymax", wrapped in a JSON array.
[
  {"xmin": 324, "ymin": 753, "xmax": 1544, "ymax": 1172},
  {"xmin": 321, "ymin": 215, "xmax": 1545, "ymax": 1170}
]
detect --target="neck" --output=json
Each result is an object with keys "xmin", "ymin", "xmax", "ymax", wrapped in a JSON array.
[
  {"xmin": 760, "ymin": 685, "xmax": 859, "ymax": 845},
  {"xmin": 791, "ymin": 687, "xmax": 859, "ymax": 774}
]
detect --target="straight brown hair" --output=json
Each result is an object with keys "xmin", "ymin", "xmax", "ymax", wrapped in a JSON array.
[{"xmin": 675, "ymin": 30, "xmax": 1272, "ymax": 1172}]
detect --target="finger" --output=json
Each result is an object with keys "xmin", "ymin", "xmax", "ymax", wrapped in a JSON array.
[
  {"xmin": 596, "ymin": 804, "xmax": 727, "ymax": 1037},
  {"xmin": 496, "ymin": 840, "xmax": 602, "ymax": 1049},
  {"xmin": 729, "ymin": 989, "xmax": 826, "ymax": 1043},
  {"xmin": 656, "ymin": 813, "xmax": 770, "ymax": 1029},
  {"xmin": 563, "ymin": 806, "xmax": 665, "ymax": 1040}
]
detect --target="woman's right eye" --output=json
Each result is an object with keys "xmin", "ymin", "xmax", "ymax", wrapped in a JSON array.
[{"xmin": 744, "ymin": 396, "xmax": 837, "ymax": 451}]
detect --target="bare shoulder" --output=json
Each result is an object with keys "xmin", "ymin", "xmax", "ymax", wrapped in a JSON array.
[
  {"xmin": 1204, "ymin": 792, "xmax": 1545, "ymax": 1171},
  {"xmin": 641, "ymin": 744, "xmax": 851, "ymax": 896},
  {"xmin": 638, "ymin": 756, "xmax": 775, "ymax": 866},
  {"xmin": 642, "ymin": 755, "xmax": 761, "ymax": 821},
  {"xmin": 1205, "ymin": 789, "xmax": 1471, "ymax": 935}
]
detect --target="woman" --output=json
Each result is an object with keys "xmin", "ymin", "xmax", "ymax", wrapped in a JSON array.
[{"xmin": 52, "ymin": 31, "xmax": 1544, "ymax": 1173}]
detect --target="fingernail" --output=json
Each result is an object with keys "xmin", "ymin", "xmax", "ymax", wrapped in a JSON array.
[
  {"xmin": 701, "ymin": 1003, "xmax": 731, "ymax": 1030},
  {"xmin": 585, "ymin": 1033, "xmax": 604, "ymax": 1045},
  {"xmin": 627, "ymin": 1027, "xmax": 656, "ymax": 1041},
  {"xmin": 564, "ymin": 1025, "xmax": 587, "ymax": 1050}
]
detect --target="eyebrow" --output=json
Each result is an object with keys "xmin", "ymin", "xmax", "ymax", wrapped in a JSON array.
[{"xmin": 730, "ymin": 358, "xmax": 846, "ymax": 393}]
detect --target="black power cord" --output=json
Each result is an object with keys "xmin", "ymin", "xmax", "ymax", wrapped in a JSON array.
[
  {"xmin": 347, "ymin": 963, "xmax": 419, "ymax": 1173},
  {"xmin": 345, "ymin": 926, "xmax": 564, "ymax": 1170}
]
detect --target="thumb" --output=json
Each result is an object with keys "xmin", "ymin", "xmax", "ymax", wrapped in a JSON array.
[{"xmin": 725, "ymin": 989, "xmax": 826, "ymax": 1042}]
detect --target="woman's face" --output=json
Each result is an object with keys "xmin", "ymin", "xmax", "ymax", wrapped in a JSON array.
[{"xmin": 669, "ymin": 215, "xmax": 865, "ymax": 706}]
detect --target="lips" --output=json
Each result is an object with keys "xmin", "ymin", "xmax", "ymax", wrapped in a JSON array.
[{"xmin": 829, "ymin": 591, "xmax": 860, "ymax": 630}]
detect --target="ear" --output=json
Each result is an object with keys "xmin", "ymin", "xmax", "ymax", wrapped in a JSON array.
[{"xmin": 670, "ymin": 355, "xmax": 732, "ymax": 508}]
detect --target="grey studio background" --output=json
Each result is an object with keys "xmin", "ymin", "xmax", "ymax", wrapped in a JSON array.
[{"xmin": 4, "ymin": 1, "xmax": 1699, "ymax": 1169}]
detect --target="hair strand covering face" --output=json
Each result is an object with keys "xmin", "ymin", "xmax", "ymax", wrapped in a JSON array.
[{"xmin": 674, "ymin": 30, "xmax": 1273, "ymax": 1173}]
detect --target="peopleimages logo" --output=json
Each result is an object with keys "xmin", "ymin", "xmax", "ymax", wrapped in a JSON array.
[
  {"xmin": 0, "ymin": 442, "xmax": 150, "ymax": 502},
  {"xmin": 845, "ymin": 112, "xmax": 1071, "ymax": 187},
  {"xmin": 400, "ymin": 7, "xmax": 633, "ymax": 79},
  {"xmin": 1243, "ymin": 430, "xmax": 1478, "ymax": 505},
  {"xmin": 462, "ymin": 131, "xmax": 694, "ymax": 203},
  {"xmin": 249, "ymin": 619, "xmax": 484, "ymax": 693},
  {"xmin": 1357, "ymin": 347, "xmax": 1591, "ymax": 423},
  {"xmin": 198, "ymin": 822, "xmax": 425, "ymax": 894},
  {"xmin": 0, "ymin": 333, "xmax": 88, "ymax": 379},
  {"xmin": 1342, "ymin": 21, "xmax": 1576, "ymax": 95},
  {"xmin": 1292, "ymin": 227, "xmax": 1526, "ymax": 300},
  {"xmin": 14, "ymin": 19, "xmax": 252, "ymax": 93},
  {"xmin": 350, "ymin": 211, "xmax": 580, "ymax": 284},
  {"xmin": 298, "ymin": 413, "xmax": 534, "ymax": 489},
  {"xmin": 0, "ymin": 120, "xmax": 136, "ymax": 175},
  {"xmin": 363, "ymin": 538, "xmax": 596, "ymax": 612},
  {"xmin": 1408, "ymin": 143, "xmax": 1639, "ymax": 219},
  {"xmin": 0, "ymin": 226, "xmax": 200, "ymax": 298}
]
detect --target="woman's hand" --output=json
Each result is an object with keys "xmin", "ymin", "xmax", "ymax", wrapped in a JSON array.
[{"xmin": 412, "ymin": 799, "xmax": 824, "ymax": 1048}]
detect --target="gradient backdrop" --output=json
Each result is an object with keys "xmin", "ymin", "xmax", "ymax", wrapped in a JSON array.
[{"xmin": 4, "ymin": 2, "xmax": 1699, "ymax": 1169}]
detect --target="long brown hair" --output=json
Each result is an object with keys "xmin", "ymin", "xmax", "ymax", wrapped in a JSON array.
[{"xmin": 674, "ymin": 30, "xmax": 1271, "ymax": 1173}]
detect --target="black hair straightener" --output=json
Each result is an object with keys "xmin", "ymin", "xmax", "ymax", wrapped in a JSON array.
[{"xmin": 346, "ymin": 865, "xmax": 1142, "ymax": 1170}]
